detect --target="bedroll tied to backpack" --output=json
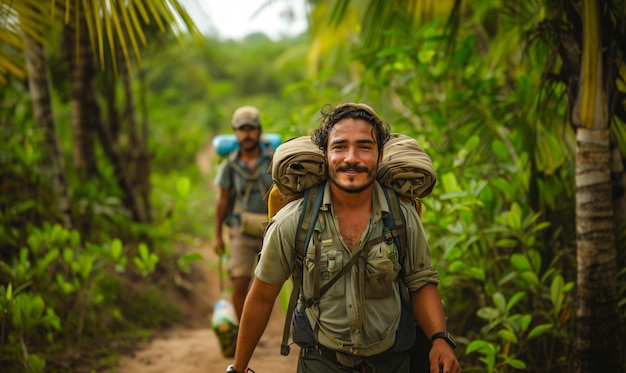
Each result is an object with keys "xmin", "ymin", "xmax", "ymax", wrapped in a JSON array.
[
  {"xmin": 266, "ymin": 133, "xmax": 436, "ymax": 218},
  {"xmin": 212, "ymin": 133, "xmax": 282, "ymax": 157}
]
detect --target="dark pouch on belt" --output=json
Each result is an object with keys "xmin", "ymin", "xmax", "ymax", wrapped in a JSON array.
[
  {"xmin": 292, "ymin": 304, "xmax": 316, "ymax": 347},
  {"xmin": 335, "ymin": 351, "xmax": 365, "ymax": 368}
]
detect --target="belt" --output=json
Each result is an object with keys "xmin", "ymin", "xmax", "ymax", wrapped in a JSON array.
[{"xmin": 301, "ymin": 344, "xmax": 394, "ymax": 372}]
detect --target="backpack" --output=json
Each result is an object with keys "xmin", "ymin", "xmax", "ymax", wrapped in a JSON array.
[
  {"xmin": 266, "ymin": 134, "xmax": 436, "ymax": 360},
  {"xmin": 278, "ymin": 182, "xmax": 417, "ymax": 356},
  {"xmin": 218, "ymin": 135, "xmax": 279, "ymax": 237}
]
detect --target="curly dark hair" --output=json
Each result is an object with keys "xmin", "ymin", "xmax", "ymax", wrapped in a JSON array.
[{"xmin": 311, "ymin": 103, "xmax": 391, "ymax": 154}]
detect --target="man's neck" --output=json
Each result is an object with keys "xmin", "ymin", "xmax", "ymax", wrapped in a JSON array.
[
  {"xmin": 239, "ymin": 145, "xmax": 261, "ymax": 160},
  {"xmin": 329, "ymin": 184, "xmax": 374, "ymax": 213}
]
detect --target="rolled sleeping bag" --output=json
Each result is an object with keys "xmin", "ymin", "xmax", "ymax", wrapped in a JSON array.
[{"xmin": 212, "ymin": 133, "xmax": 282, "ymax": 157}]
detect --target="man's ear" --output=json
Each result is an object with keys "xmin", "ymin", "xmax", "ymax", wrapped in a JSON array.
[{"xmin": 377, "ymin": 149, "xmax": 384, "ymax": 168}]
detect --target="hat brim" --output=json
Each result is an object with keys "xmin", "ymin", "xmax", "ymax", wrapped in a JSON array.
[{"xmin": 232, "ymin": 119, "xmax": 260, "ymax": 129}]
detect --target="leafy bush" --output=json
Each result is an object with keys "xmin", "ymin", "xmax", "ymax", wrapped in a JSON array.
[{"xmin": 0, "ymin": 223, "xmax": 161, "ymax": 371}]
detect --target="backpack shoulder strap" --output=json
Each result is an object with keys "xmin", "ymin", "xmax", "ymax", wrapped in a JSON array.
[
  {"xmin": 295, "ymin": 184, "xmax": 324, "ymax": 258},
  {"xmin": 228, "ymin": 141, "xmax": 275, "ymax": 208},
  {"xmin": 382, "ymin": 187, "xmax": 407, "ymax": 266},
  {"xmin": 280, "ymin": 183, "xmax": 324, "ymax": 356},
  {"xmin": 261, "ymin": 137, "xmax": 275, "ymax": 157}
]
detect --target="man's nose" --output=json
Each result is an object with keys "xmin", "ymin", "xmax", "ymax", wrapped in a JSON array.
[{"xmin": 344, "ymin": 146, "xmax": 359, "ymax": 163}]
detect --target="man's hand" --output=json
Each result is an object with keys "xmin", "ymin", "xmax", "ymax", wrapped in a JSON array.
[
  {"xmin": 429, "ymin": 339, "xmax": 461, "ymax": 373},
  {"xmin": 213, "ymin": 236, "xmax": 226, "ymax": 256}
]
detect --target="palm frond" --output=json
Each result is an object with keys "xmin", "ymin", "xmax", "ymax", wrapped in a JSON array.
[{"xmin": 0, "ymin": 0, "xmax": 202, "ymax": 84}]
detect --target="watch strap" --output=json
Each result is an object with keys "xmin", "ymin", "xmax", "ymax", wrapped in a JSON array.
[
  {"xmin": 226, "ymin": 364, "xmax": 248, "ymax": 373},
  {"xmin": 430, "ymin": 331, "xmax": 457, "ymax": 349}
]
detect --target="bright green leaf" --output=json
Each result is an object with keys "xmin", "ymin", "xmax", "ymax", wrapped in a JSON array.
[
  {"xmin": 506, "ymin": 292, "xmax": 526, "ymax": 312},
  {"xmin": 520, "ymin": 271, "xmax": 539, "ymax": 286},
  {"xmin": 27, "ymin": 353, "xmax": 46, "ymax": 373},
  {"xmin": 498, "ymin": 329, "xmax": 518, "ymax": 343},
  {"xmin": 417, "ymin": 50, "xmax": 435, "ymax": 63},
  {"xmin": 528, "ymin": 323, "xmax": 553, "ymax": 338},
  {"xmin": 493, "ymin": 292, "xmax": 506, "ymax": 312},
  {"xmin": 506, "ymin": 358, "xmax": 527, "ymax": 369},
  {"xmin": 477, "ymin": 307, "xmax": 500, "ymax": 320},
  {"xmin": 550, "ymin": 274, "xmax": 564, "ymax": 309},
  {"xmin": 111, "ymin": 239, "xmax": 123, "ymax": 260},
  {"xmin": 63, "ymin": 248, "xmax": 73, "ymax": 262},
  {"xmin": 466, "ymin": 339, "xmax": 496, "ymax": 354},
  {"xmin": 511, "ymin": 253, "xmax": 531, "ymax": 272},
  {"xmin": 496, "ymin": 238, "xmax": 518, "ymax": 248},
  {"xmin": 507, "ymin": 202, "xmax": 522, "ymax": 231},
  {"xmin": 528, "ymin": 249, "xmax": 542, "ymax": 271}
]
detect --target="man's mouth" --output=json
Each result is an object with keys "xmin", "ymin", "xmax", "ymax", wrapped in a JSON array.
[{"xmin": 338, "ymin": 165, "xmax": 369, "ymax": 173}]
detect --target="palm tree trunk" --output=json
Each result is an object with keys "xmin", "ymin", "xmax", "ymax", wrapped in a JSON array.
[
  {"xmin": 135, "ymin": 68, "xmax": 152, "ymax": 223},
  {"xmin": 572, "ymin": 1, "xmax": 621, "ymax": 370},
  {"xmin": 65, "ymin": 3, "xmax": 98, "ymax": 179},
  {"xmin": 118, "ymin": 33, "xmax": 151, "ymax": 223},
  {"xmin": 65, "ymin": 1, "xmax": 146, "ymax": 223},
  {"xmin": 21, "ymin": 26, "xmax": 73, "ymax": 229}
]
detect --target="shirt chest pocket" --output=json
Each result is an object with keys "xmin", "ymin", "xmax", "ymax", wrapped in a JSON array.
[
  {"xmin": 303, "ymin": 249, "xmax": 345, "ymax": 299},
  {"xmin": 365, "ymin": 241, "xmax": 398, "ymax": 299}
]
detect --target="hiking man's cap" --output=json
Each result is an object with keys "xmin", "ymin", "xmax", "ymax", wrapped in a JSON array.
[{"xmin": 232, "ymin": 106, "xmax": 261, "ymax": 129}]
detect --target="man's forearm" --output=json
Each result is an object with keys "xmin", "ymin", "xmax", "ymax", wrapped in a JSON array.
[
  {"xmin": 410, "ymin": 284, "xmax": 447, "ymax": 338},
  {"xmin": 232, "ymin": 279, "xmax": 279, "ymax": 371},
  {"xmin": 215, "ymin": 198, "xmax": 228, "ymax": 238}
]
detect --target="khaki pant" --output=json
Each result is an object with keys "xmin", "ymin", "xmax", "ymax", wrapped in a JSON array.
[{"xmin": 228, "ymin": 225, "xmax": 262, "ymax": 278}]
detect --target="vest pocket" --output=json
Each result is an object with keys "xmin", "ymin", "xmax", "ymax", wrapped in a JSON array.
[
  {"xmin": 304, "ymin": 250, "xmax": 345, "ymax": 298},
  {"xmin": 365, "ymin": 258, "xmax": 394, "ymax": 299}
]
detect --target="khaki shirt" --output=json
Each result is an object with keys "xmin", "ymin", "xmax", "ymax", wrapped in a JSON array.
[
  {"xmin": 256, "ymin": 181, "xmax": 439, "ymax": 356},
  {"xmin": 214, "ymin": 144, "xmax": 273, "ymax": 226}
]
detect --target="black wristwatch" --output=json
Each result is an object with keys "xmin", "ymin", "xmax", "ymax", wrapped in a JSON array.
[
  {"xmin": 226, "ymin": 364, "xmax": 244, "ymax": 373},
  {"xmin": 430, "ymin": 331, "xmax": 457, "ymax": 349},
  {"xmin": 226, "ymin": 364, "xmax": 255, "ymax": 373}
]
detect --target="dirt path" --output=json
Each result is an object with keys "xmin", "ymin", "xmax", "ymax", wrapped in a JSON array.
[
  {"xmin": 116, "ymin": 245, "xmax": 298, "ymax": 373},
  {"xmin": 115, "ymin": 142, "xmax": 299, "ymax": 373}
]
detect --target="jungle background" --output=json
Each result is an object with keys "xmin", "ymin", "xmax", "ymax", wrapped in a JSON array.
[{"xmin": 1, "ymin": 0, "xmax": 625, "ymax": 372}]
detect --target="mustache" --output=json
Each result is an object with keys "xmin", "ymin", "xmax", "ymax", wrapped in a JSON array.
[{"xmin": 337, "ymin": 164, "xmax": 369, "ymax": 173}]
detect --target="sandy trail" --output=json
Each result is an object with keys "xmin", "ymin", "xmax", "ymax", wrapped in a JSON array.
[
  {"xmin": 116, "ymin": 141, "xmax": 298, "ymax": 373},
  {"xmin": 116, "ymin": 246, "xmax": 298, "ymax": 373}
]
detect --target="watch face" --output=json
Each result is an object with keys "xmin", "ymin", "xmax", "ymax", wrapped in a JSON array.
[{"xmin": 447, "ymin": 333, "xmax": 456, "ymax": 346}]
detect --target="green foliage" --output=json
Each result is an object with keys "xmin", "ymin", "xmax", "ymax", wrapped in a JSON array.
[
  {"xmin": 2, "ymin": 1, "xmax": 625, "ymax": 371},
  {"xmin": 0, "ymin": 223, "xmax": 161, "ymax": 371},
  {"xmin": 423, "ymin": 155, "xmax": 575, "ymax": 372},
  {"xmin": 3, "ymin": 3, "xmax": 325, "ymax": 372},
  {"xmin": 328, "ymin": 4, "xmax": 601, "ymax": 371}
]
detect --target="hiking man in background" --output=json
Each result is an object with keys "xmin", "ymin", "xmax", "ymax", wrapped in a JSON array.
[
  {"xmin": 226, "ymin": 103, "xmax": 461, "ymax": 373},
  {"xmin": 213, "ymin": 105, "xmax": 273, "ymax": 321}
]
